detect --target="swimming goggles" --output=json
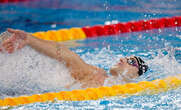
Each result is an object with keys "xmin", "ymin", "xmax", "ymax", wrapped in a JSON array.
[{"xmin": 126, "ymin": 57, "xmax": 139, "ymax": 68}]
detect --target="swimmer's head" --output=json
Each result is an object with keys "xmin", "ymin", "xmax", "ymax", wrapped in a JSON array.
[{"xmin": 110, "ymin": 56, "xmax": 148, "ymax": 79}]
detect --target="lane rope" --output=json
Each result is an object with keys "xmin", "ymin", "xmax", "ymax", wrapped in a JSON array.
[
  {"xmin": 0, "ymin": 0, "xmax": 27, "ymax": 3},
  {"xmin": 0, "ymin": 74, "xmax": 181, "ymax": 107},
  {"xmin": 32, "ymin": 16, "xmax": 181, "ymax": 41}
]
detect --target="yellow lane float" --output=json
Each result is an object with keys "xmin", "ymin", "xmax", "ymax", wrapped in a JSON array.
[{"xmin": 0, "ymin": 74, "xmax": 181, "ymax": 107}]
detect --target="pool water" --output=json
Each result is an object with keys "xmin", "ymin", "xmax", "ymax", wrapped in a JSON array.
[{"xmin": 0, "ymin": 0, "xmax": 181, "ymax": 109}]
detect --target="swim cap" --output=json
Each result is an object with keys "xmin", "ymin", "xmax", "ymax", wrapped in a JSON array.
[{"xmin": 134, "ymin": 56, "xmax": 148, "ymax": 76}]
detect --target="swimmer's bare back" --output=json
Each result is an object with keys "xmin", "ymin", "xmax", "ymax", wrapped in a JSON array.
[{"xmin": 0, "ymin": 29, "xmax": 107, "ymax": 88}]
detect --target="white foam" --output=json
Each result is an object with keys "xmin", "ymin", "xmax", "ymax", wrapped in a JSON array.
[
  {"xmin": 0, "ymin": 46, "xmax": 79, "ymax": 97},
  {"xmin": 140, "ymin": 46, "xmax": 181, "ymax": 81}
]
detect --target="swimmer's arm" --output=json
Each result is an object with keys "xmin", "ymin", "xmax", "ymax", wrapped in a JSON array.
[
  {"xmin": 27, "ymin": 34, "xmax": 87, "ymax": 69},
  {"xmin": 3, "ymin": 28, "xmax": 103, "ymax": 74}
]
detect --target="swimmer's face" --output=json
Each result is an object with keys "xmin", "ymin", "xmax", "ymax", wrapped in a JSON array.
[{"xmin": 110, "ymin": 56, "xmax": 139, "ymax": 79}]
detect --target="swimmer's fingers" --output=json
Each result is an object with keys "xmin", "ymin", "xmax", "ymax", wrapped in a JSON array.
[
  {"xmin": 2, "ymin": 41, "xmax": 13, "ymax": 48},
  {"xmin": 7, "ymin": 28, "xmax": 27, "ymax": 40},
  {"xmin": 2, "ymin": 42, "xmax": 14, "ymax": 54},
  {"xmin": 2, "ymin": 36, "xmax": 16, "ymax": 48},
  {"xmin": 6, "ymin": 46, "xmax": 14, "ymax": 54},
  {"xmin": 7, "ymin": 28, "xmax": 21, "ymax": 39},
  {"xmin": 7, "ymin": 28, "xmax": 20, "ymax": 34},
  {"xmin": 3, "ymin": 42, "xmax": 14, "ymax": 49},
  {"xmin": 2, "ymin": 39, "xmax": 16, "ymax": 54}
]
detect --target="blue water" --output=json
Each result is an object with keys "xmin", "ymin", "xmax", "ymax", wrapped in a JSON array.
[{"xmin": 0, "ymin": 0, "xmax": 181, "ymax": 109}]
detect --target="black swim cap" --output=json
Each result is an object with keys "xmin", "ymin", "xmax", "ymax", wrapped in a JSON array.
[{"xmin": 134, "ymin": 56, "xmax": 148, "ymax": 76}]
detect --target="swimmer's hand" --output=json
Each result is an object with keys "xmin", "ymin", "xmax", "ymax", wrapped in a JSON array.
[{"xmin": 0, "ymin": 28, "xmax": 29, "ymax": 53}]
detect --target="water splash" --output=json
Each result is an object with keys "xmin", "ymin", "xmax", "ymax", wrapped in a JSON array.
[
  {"xmin": 0, "ymin": 46, "xmax": 78, "ymax": 98},
  {"xmin": 140, "ymin": 44, "xmax": 181, "ymax": 81}
]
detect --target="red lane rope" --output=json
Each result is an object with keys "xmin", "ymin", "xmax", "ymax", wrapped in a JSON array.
[
  {"xmin": 0, "ymin": 0, "xmax": 27, "ymax": 3},
  {"xmin": 82, "ymin": 16, "xmax": 181, "ymax": 38}
]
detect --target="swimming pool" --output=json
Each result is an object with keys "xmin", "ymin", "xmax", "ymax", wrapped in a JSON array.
[{"xmin": 0, "ymin": 0, "xmax": 181, "ymax": 109}]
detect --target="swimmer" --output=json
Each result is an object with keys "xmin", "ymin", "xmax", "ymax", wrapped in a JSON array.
[{"xmin": 0, "ymin": 28, "xmax": 148, "ymax": 88}]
